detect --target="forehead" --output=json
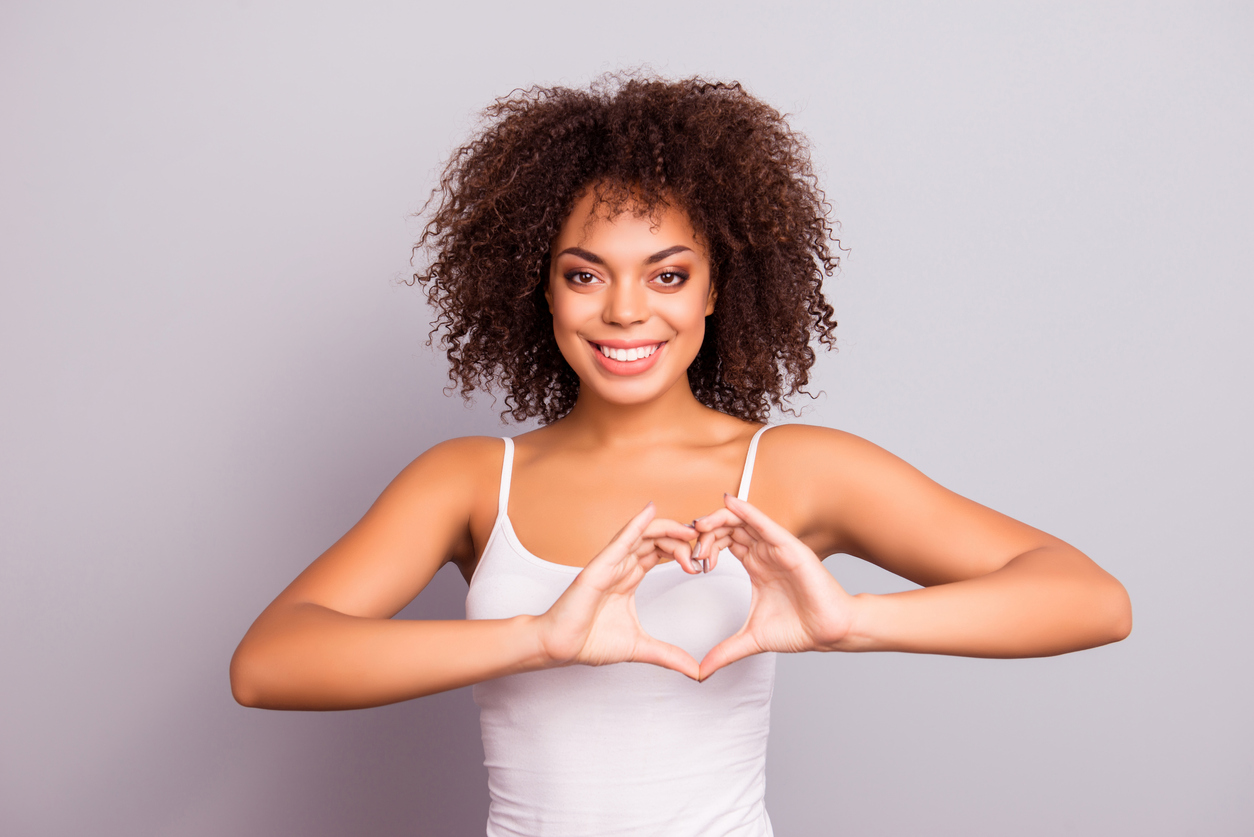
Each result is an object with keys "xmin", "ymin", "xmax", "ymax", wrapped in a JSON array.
[{"xmin": 552, "ymin": 188, "xmax": 704, "ymax": 255}]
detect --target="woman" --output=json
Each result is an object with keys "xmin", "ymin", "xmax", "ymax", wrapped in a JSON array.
[{"xmin": 230, "ymin": 76, "xmax": 1131, "ymax": 835}]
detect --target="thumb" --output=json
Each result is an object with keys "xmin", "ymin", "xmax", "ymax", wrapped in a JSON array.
[
  {"xmin": 610, "ymin": 502, "xmax": 658, "ymax": 552},
  {"xmin": 633, "ymin": 635, "xmax": 700, "ymax": 681},
  {"xmin": 698, "ymin": 632, "xmax": 761, "ymax": 681}
]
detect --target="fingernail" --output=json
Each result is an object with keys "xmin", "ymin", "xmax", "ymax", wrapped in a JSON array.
[
  {"xmin": 702, "ymin": 559, "xmax": 709, "ymax": 573},
  {"xmin": 692, "ymin": 541, "xmax": 702, "ymax": 560}
]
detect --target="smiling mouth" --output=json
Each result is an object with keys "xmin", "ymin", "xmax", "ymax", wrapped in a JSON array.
[{"xmin": 590, "ymin": 342, "xmax": 666, "ymax": 362}]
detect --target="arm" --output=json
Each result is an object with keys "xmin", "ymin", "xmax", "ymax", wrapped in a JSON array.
[
  {"xmin": 843, "ymin": 541, "xmax": 1131, "ymax": 657},
  {"xmin": 229, "ymin": 437, "xmax": 536, "ymax": 709},
  {"xmin": 230, "ymin": 440, "xmax": 698, "ymax": 710},
  {"xmin": 696, "ymin": 426, "xmax": 1131, "ymax": 676},
  {"xmin": 820, "ymin": 428, "xmax": 1131, "ymax": 656}
]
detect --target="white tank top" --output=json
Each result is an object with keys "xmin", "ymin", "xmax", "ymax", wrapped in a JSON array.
[{"xmin": 465, "ymin": 426, "xmax": 777, "ymax": 837}]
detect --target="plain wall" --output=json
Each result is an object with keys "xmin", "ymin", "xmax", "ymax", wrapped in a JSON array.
[{"xmin": 1, "ymin": 1, "xmax": 1250, "ymax": 834}]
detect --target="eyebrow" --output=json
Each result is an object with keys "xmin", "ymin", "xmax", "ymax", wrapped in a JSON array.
[{"xmin": 556, "ymin": 245, "xmax": 693, "ymax": 266}]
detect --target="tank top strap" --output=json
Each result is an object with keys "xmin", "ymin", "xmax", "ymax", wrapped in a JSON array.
[
  {"xmin": 735, "ymin": 424, "xmax": 775, "ymax": 501},
  {"xmin": 497, "ymin": 437, "xmax": 515, "ymax": 518}
]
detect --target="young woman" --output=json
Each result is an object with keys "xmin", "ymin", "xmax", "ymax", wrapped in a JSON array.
[{"xmin": 230, "ymin": 76, "xmax": 1131, "ymax": 836}]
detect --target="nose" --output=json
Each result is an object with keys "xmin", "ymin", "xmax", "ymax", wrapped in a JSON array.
[{"xmin": 603, "ymin": 278, "xmax": 649, "ymax": 326}]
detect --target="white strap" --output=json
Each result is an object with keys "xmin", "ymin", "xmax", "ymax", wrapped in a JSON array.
[
  {"xmin": 497, "ymin": 437, "xmax": 514, "ymax": 518},
  {"xmin": 735, "ymin": 424, "xmax": 774, "ymax": 501}
]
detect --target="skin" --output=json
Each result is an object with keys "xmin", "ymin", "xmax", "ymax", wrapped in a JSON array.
[{"xmin": 229, "ymin": 188, "xmax": 1132, "ymax": 709}]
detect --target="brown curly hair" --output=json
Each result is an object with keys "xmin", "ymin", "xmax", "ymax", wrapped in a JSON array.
[{"xmin": 412, "ymin": 74, "xmax": 840, "ymax": 423}]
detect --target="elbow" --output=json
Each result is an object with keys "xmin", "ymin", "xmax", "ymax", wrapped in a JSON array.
[
  {"xmin": 1111, "ymin": 583, "xmax": 1133, "ymax": 643},
  {"xmin": 229, "ymin": 644, "xmax": 266, "ymax": 708},
  {"xmin": 1097, "ymin": 577, "xmax": 1133, "ymax": 646}
]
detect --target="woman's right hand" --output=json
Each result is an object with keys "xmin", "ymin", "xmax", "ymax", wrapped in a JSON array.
[{"xmin": 534, "ymin": 503, "xmax": 701, "ymax": 680}]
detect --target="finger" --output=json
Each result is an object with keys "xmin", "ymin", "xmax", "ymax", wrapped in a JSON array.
[
  {"xmin": 693, "ymin": 526, "xmax": 744, "ymax": 573},
  {"xmin": 648, "ymin": 536, "xmax": 700, "ymax": 574},
  {"xmin": 635, "ymin": 542, "xmax": 663, "ymax": 572},
  {"xmin": 700, "ymin": 533, "xmax": 717, "ymax": 573},
  {"xmin": 634, "ymin": 636, "xmax": 700, "ymax": 680},
  {"xmin": 602, "ymin": 502, "xmax": 658, "ymax": 557},
  {"xmin": 699, "ymin": 632, "xmax": 762, "ymax": 681},
  {"xmin": 644, "ymin": 522, "xmax": 702, "ymax": 573},
  {"xmin": 703, "ymin": 531, "xmax": 738, "ymax": 553},
  {"xmin": 645, "ymin": 518, "xmax": 701, "ymax": 540},
  {"xmin": 728, "ymin": 527, "xmax": 761, "ymax": 548},
  {"xmin": 692, "ymin": 509, "xmax": 744, "ymax": 533},
  {"xmin": 722, "ymin": 494, "xmax": 793, "ymax": 545}
]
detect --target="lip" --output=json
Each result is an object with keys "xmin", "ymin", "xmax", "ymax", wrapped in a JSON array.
[
  {"xmin": 587, "ymin": 339, "xmax": 667, "ymax": 376},
  {"xmin": 590, "ymin": 338, "xmax": 668, "ymax": 349}
]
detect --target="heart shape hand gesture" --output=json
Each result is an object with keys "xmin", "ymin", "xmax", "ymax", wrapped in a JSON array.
[
  {"xmin": 535, "ymin": 503, "xmax": 704, "ymax": 680},
  {"xmin": 693, "ymin": 494, "xmax": 856, "ymax": 680},
  {"xmin": 534, "ymin": 495, "xmax": 856, "ymax": 683}
]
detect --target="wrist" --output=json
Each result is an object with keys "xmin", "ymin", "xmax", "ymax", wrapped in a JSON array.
[
  {"xmin": 832, "ymin": 593, "xmax": 880, "ymax": 653},
  {"xmin": 520, "ymin": 613, "xmax": 576, "ymax": 670},
  {"xmin": 515, "ymin": 614, "xmax": 554, "ymax": 670}
]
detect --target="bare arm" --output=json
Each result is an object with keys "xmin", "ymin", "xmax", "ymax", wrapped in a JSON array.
[
  {"xmin": 229, "ymin": 437, "xmax": 531, "ymax": 709},
  {"xmin": 819, "ymin": 428, "xmax": 1131, "ymax": 656},
  {"xmin": 842, "ymin": 541, "xmax": 1130, "ymax": 657},
  {"xmin": 696, "ymin": 427, "xmax": 1131, "ymax": 676},
  {"xmin": 230, "ymin": 440, "xmax": 698, "ymax": 709},
  {"xmin": 232, "ymin": 606, "xmax": 552, "ymax": 710}
]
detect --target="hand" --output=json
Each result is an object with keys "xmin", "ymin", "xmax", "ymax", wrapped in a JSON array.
[
  {"xmin": 535, "ymin": 503, "xmax": 701, "ymax": 680},
  {"xmin": 695, "ymin": 494, "xmax": 857, "ymax": 680}
]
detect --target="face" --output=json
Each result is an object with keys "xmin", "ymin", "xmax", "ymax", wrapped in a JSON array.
[{"xmin": 546, "ymin": 188, "xmax": 717, "ymax": 408}]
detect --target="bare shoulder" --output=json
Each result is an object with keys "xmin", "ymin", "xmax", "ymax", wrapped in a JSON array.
[
  {"xmin": 755, "ymin": 422, "xmax": 1062, "ymax": 585},
  {"xmin": 753, "ymin": 422, "xmax": 945, "ymax": 562},
  {"xmin": 757, "ymin": 422, "xmax": 898, "ymax": 479},
  {"xmin": 270, "ymin": 435, "xmax": 507, "ymax": 618},
  {"xmin": 391, "ymin": 434, "xmax": 505, "ymax": 493},
  {"xmin": 759, "ymin": 422, "xmax": 862, "ymax": 451}
]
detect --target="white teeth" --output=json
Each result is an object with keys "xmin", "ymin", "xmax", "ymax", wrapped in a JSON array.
[{"xmin": 598, "ymin": 343, "xmax": 659, "ymax": 362}]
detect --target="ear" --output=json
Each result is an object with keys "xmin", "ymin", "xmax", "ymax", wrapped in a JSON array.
[
  {"xmin": 704, "ymin": 281, "xmax": 717, "ymax": 317},
  {"xmin": 544, "ymin": 278, "xmax": 554, "ymax": 314}
]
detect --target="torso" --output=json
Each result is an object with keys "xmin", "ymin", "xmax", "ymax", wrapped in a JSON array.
[
  {"xmin": 465, "ymin": 426, "xmax": 779, "ymax": 836},
  {"xmin": 453, "ymin": 418, "xmax": 840, "ymax": 582}
]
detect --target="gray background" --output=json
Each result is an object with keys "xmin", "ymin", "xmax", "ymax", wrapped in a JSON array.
[{"xmin": 2, "ymin": 1, "xmax": 1250, "ymax": 835}]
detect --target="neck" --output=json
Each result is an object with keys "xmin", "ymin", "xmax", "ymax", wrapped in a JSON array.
[{"xmin": 558, "ymin": 376, "xmax": 717, "ymax": 448}]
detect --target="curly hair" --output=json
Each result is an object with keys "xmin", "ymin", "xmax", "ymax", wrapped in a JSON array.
[{"xmin": 411, "ymin": 74, "xmax": 840, "ymax": 424}]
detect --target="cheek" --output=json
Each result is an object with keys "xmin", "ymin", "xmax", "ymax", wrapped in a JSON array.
[
  {"xmin": 549, "ymin": 290, "xmax": 582, "ymax": 329},
  {"xmin": 662, "ymin": 294, "xmax": 711, "ymax": 332},
  {"xmin": 548, "ymin": 290, "xmax": 595, "ymax": 354}
]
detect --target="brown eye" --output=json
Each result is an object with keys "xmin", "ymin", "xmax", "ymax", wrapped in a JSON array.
[
  {"xmin": 653, "ymin": 271, "xmax": 688, "ymax": 287},
  {"xmin": 566, "ymin": 271, "xmax": 599, "ymax": 286}
]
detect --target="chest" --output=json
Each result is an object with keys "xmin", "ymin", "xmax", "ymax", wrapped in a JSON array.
[{"xmin": 505, "ymin": 445, "xmax": 754, "ymax": 568}]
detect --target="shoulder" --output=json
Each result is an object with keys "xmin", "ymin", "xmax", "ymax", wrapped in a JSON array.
[
  {"xmin": 758, "ymin": 422, "xmax": 930, "ymax": 492},
  {"xmin": 365, "ymin": 435, "xmax": 510, "ymax": 571},
  {"xmin": 387, "ymin": 435, "xmax": 507, "ymax": 504},
  {"xmin": 752, "ymin": 423, "xmax": 929, "ymax": 546},
  {"xmin": 408, "ymin": 434, "xmax": 506, "ymax": 470},
  {"xmin": 758, "ymin": 423, "xmax": 886, "ymax": 466}
]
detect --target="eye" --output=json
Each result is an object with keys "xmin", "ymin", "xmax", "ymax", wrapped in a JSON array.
[
  {"xmin": 652, "ymin": 270, "xmax": 689, "ymax": 288},
  {"xmin": 565, "ymin": 270, "xmax": 601, "ymax": 286}
]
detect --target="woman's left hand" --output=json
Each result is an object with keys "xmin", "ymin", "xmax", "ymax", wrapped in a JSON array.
[{"xmin": 694, "ymin": 494, "xmax": 858, "ymax": 680}]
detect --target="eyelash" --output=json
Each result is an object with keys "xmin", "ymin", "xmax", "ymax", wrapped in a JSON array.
[{"xmin": 563, "ymin": 270, "xmax": 689, "ymax": 288}]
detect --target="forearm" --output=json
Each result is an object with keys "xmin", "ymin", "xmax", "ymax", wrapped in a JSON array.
[
  {"xmin": 840, "ymin": 546, "xmax": 1132, "ymax": 658},
  {"xmin": 230, "ymin": 603, "xmax": 547, "ymax": 710}
]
